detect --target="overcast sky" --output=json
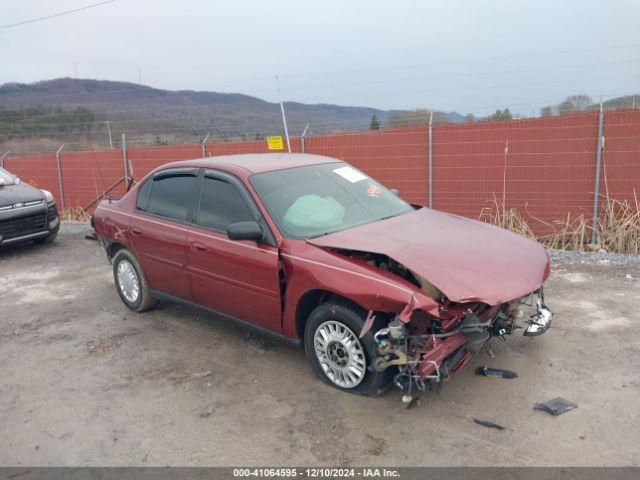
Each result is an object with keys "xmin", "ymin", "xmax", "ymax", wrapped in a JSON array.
[{"xmin": 1, "ymin": 0, "xmax": 639, "ymax": 115}]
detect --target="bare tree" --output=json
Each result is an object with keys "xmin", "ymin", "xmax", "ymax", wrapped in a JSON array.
[
  {"xmin": 487, "ymin": 108, "xmax": 513, "ymax": 121},
  {"xmin": 558, "ymin": 95, "xmax": 592, "ymax": 114},
  {"xmin": 540, "ymin": 106, "xmax": 553, "ymax": 117}
]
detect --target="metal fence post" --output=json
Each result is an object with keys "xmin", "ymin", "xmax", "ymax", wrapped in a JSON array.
[
  {"xmin": 0, "ymin": 151, "xmax": 9, "ymax": 169},
  {"xmin": 122, "ymin": 133, "xmax": 130, "ymax": 191},
  {"xmin": 201, "ymin": 133, "xmax": 210, "ymax": 158},
  {"xmin": 428, "ymin": 111, "xmax": 433, "ymax": 208},
  {"xmin": 590, "ymin": 103, "xmax": 604, "ymax": 245},
  {"xmin": 300, "ymin": 124, "xmax": 310, "ymax": 154},
  {"xmin": 55, "ymin": 144, "xmax": 66, "ymax": 211}
]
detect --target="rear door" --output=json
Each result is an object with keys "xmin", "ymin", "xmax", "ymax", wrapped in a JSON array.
[
  {"xmin": 186, "ymin": 170, "xmax": 281, "ymax": 332},
  {"xmin": 130, "ymin": 168, "xmax": 198, "ymax": 300}
]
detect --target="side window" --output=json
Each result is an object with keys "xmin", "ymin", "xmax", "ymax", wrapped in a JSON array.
[
  {"xmin": 136, "ymin": 179, "xmax": 152, "ymax": 211},
  {"xmin": 197, "ymin": 178, "xmax": 255, "ymax": 231},
  {"xmin": 147, "ymin": 174, "xmax": 196, "ymax": 222}
]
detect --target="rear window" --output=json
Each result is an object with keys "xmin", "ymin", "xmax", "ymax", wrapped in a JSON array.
[{"xmin": 147, "ymin": 174, "xmax": 196, "ymax": 222}]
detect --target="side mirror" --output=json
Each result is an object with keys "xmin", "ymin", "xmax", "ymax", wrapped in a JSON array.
[
  {"xmin": 15, "ymin": 177, "xmax": 20, "ymax": 185},
  {"xmin": 227, "ymin": 221, "xmax": 263, "ymax": 242},
  {"xmin": 0, "ymin": 178, "xmax": 5, "ymax": 187},
  {"xmin": 390, "ymin": 188, "xmax": 400, "ymax": 196}
]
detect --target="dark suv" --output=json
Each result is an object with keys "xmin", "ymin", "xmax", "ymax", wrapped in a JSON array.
[{"xmin": 0, "ymin": 167, "xmax": 60, "ymax": 247}]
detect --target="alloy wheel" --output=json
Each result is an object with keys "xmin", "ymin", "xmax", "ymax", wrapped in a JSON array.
[{"xmin": 313, "ymin": 320, "xmax": 366, "ymax": 388}]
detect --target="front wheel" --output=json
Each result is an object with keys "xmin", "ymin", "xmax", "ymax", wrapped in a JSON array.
[
  {"xmin": 112, "ymin": 249, "xmax": 157, "ymax": 312},
  {"xmin": 304, "ymin": 300, "xmax": 393, "ymax": 396}
]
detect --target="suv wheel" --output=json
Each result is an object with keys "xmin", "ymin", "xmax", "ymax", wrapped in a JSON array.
[
  {"xmin": 112, "ymin": 249, "xmax": 157, "ymax": 312},
  {"xmin": 304, "ymin": 300, "xmax": 393, "ymax": 396}
]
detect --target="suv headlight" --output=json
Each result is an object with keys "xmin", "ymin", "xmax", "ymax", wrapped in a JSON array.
[{"xmin": 41, "ymin": 189, "xmax": 54, "ymax": 204}]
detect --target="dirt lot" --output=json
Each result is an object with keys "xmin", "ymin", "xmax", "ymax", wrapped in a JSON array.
[{"xmin": 1, "ymin": 222, "xmax": 639, "ymax": 467}]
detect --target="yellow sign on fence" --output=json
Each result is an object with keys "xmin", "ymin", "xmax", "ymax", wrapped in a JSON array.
[{"xmin": 266, "ymin": 136, "xmax": 284, "ymax": 150}]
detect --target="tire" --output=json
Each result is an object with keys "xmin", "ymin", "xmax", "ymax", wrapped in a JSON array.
[
  {"xmin": 112, "ymin": 249, "xmax": 157, "ymax": 312},
  {"xmin": 34, "ymin": 231, "xmax": 57, "ymax": 245},
  {"xmin": 304, "ymin": 300, "xmax": 393, "ymax": 396}
]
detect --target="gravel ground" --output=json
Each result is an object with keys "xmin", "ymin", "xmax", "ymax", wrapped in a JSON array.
[{"xmin": 1, "ymin": 222, "xmax": 639, "ymax": 467}]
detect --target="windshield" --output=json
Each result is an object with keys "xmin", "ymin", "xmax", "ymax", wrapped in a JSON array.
[
  {"xmin": 250, "ymin": 162, "xmax": 413, "ymax": 239},
  {"xmin": 0, "ymin": 167, "xmax": 16, "ymax": 185}
]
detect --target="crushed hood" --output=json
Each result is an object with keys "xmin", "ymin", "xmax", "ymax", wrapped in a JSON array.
[{"xmin": 307, "ymin": 208, "xmax": 549, "ymax": 305}]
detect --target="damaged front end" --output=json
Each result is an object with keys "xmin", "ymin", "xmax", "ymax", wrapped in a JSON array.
[{"xmin": 370, "ymin": 288, "xmax": 552, "ymax": 404}]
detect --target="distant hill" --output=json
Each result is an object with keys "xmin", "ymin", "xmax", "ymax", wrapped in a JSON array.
[
  {"xmin": 597, "ymin": 94, "xmax": 640, "ymax": 110},
  {"xmin": 0, "ymin": 78, "xmax": 465, "ymax": 153}
]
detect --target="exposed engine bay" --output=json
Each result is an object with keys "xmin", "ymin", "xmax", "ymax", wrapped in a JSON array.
[{"xmin": 338, "ymin": 249, "xmax": 553, "ymax": 404}]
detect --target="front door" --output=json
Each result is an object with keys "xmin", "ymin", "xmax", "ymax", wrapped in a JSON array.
[{"xmin": 186, "ymin": 170, "xmax": 281, "ymax": 332}]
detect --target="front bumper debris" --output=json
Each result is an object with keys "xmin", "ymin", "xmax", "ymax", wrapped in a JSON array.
[
  {"xmin": 373, "ymin": 288, "xmax": 553, "ymax": 404},
  {"xmin": 524, "ymin": 294, "xmax": 553, "ymax": 336}
]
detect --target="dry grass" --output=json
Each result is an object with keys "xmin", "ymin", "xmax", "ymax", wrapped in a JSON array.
[
  {"xmin": 595, "ymin": 191, "xmax": 640, "ymax": 254},
  {"xmin": 479, "ymin": 192, "xmax": 640, "ymax": 254},
  {"xmin": 60, "ymin": 207, "xmax": 91, "ymax": 222}
]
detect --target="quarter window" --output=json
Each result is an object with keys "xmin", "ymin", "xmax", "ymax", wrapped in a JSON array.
[
  {"xmin": 197, "ymin": 178, "xmax": 254, "ymax": 231},
  {"xmin": 147, "ymin": 174, "xmax": 196, "ymax": 222},
  {"xmin": 136, "ymin": 179, "xmax": 152, "ymax": 211}
]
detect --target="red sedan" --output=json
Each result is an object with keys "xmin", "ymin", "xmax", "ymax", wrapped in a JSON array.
[{"xmin": 92, "ymin": 154, "xmax": 552, "ymax": 400}]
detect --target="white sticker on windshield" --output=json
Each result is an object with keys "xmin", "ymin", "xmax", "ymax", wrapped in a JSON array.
[{"xmin": 333, "ymin": 166, "xmax": 367, "ymax": 183}]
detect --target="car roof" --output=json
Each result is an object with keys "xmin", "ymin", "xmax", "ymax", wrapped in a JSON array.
[{"xmin": 170, "ymin": 153, "xmax": 341, "ymax": 175}]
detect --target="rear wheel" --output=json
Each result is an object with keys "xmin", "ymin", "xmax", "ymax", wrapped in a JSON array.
[
  {"xmin": 112, "ymin": 249, "xmax": 157, "ymax": 312},
  {"xmin": 304, "ymin": 300, "xmax": 393, "ymax": 396}
]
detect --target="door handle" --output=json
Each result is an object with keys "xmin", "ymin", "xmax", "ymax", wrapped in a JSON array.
[
  {"xmin": 191, "ymin": 242, "xmax": 207, "ymax": 253},
  {"xmin": 131, "ymin": 227, "xmax": 143, "ymax": 235}
]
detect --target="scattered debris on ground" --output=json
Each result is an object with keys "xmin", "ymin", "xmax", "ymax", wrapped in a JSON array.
[
  {"xmin": 534, "ymin": 397, "xmax": 578, "ymax": 416},
  {"xmin": 473, "ymin": 418, "xmax": 506, "ymax": 430},
  {"xmin": 475, "ymin": 366, "xmax": 518, "ymax": 379}
]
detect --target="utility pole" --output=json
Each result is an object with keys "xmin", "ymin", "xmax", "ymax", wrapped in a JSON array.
[
  {"xmin": 122, "ymin": 133, "xmax": 130, "ymax": 191},
  {"xmin": 275, "ymin": 75, "xmax": 291, "ymax": 153},
  {"xmin": 591, "ymin": 101, "xmax": 604, "ymax": 245},
  {"xmin": 201, "ymin": 133, "xmax": 210, "ymax": 158},
  {"xmin": 106, "ymin": 121, "xmax": 114, "ymax": 149},
  {"xmin": 428, "ymin": 111, "xmax": 433, "ymax": 208},
  {"xmin": 55, "ymin": 144, "xmax": 66, "ymax": 211}
]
